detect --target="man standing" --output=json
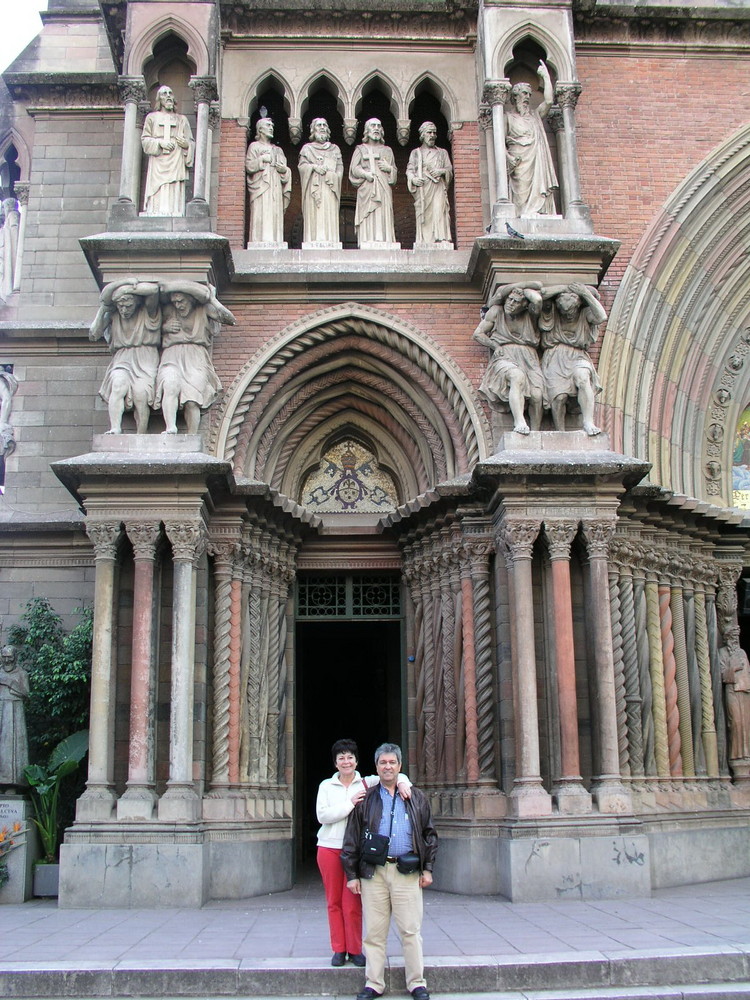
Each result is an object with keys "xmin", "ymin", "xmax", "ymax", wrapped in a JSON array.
[
  {"xmin": 299, "ymin": 117, "xmax": 343, "ymax": 246},
  {"xmin": 245, "ymin": 117, "xmax": 292, "ymax": 245},
  {"xmin": 349, "ymin": 118, "xmax": 398, "ymax": 247},
  {"xmin": 141, "ymin": 86, "xmax": 195, "ymax": 217},
  {"xmin": 342, "ymin": 743, "xmax": 437, "ymax": 1000},
  {"xmin": 406, "ymin": 122, "xmax": 453, "ymax": 248}
]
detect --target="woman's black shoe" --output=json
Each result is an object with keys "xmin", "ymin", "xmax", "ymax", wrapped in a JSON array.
[
  {"xmin": 349, "ymin": 953, "xmax": 366, "ymax": 966},
  {"xmin": 331, "ymin": 952, "xmax": 346, "ymax": 967}
]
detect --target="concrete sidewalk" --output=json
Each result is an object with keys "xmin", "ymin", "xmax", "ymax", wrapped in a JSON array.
[{"xmin": 1, "ymin": 873, "xmax": 749, "ymax": 997}]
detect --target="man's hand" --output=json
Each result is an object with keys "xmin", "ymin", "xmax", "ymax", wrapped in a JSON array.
[
  {"xmin": 419, "ymin": 871, "xmax": 433, "ymax": 889},
  {"xmin": 347, "ymin": 878, "xmax": 361, "ymax": 895}
]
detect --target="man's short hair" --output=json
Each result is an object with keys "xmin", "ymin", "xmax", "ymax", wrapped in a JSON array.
[
  {"xmin": 374, "ymin": 742, "xmax": 402, "ymax": 767},
  {"xmin": 332, "ymin": 738, "xmax": 358, "ymax": 763}
]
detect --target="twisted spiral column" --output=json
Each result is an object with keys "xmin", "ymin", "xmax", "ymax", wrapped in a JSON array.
[
  {"xmin": 633, "ymin": 571, "xmax": 656, "ymax": 775},
  {"xmin": 464, "ymin": 529, "xmax": 496, "ymax": 780},
  {"xmin": 207, "ymin": 540, "xmax": 237, "ymax": 787},
  {"xmin": 670, "ymin": 582, "xmax": 693, "ymax": 777},
  {"xmin": 439, "ymin": 535, "xmax": 458, "ymax": 783},
  {"xmin": 619, "ymin": 562, "xmax": 644, "ymax": 777},
  {"xmin": 659, "ymin": 580, "xmax": 683, "ymax": 776},
  {"xmin": 694, "ymin": 576, "xmax": 719, "ymax": 777},
  {"xmin": 609, "ymin": 564, "xmax": 629, "ymax": 775}
]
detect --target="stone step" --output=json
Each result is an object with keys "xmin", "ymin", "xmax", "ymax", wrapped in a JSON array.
[{"xmin": 1, "ymin": 951, "xmax": 749, "ymax": 998}]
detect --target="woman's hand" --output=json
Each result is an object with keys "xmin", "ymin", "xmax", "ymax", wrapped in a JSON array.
[{"xmin": 347, "ymin": 878, "xmax": 361, "ymax": 895}]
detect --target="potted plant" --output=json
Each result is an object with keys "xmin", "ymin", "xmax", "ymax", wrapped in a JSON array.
[{"xmin": 24, "ymin": 729, "xmax": 88, "ymax": 896}]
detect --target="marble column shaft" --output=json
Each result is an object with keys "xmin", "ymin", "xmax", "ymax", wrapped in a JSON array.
[
  {"xmin": 483, "ymin": 80, "xmax": 511, "ymax": 206},
  {"xmin": 189, "ymin": 77, "xmax": 218, "ymax": 204},
  {"xmin": 555, "ymin": 84, "xmax": 584, "ymax": 210},
  {"xmin": 117, "ymin": 76, "xmax": 146, "ymax": 205}
]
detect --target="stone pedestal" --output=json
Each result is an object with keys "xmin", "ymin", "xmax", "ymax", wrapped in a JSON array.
[{"xmin": 0, "ymin": 797, "xmax": 35, "ymax": 903}]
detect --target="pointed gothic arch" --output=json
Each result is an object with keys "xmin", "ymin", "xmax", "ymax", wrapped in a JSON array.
[
  {"xmin": 209, "ymin": 303, "xmax": 491, "ymax": 503},
  {"xmin": 126, "ymin": 16, "xmax": 209, "ymax": 77},
  {"xmin": 599, "ymin": 122, "xmax": 750, "ymax": 505},
  {"xmin": 493, "ymin": 25, "xmax": 572, "ymax": 82}
]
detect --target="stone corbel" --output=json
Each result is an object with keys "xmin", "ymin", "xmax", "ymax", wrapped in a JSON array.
[
  {"xmin": 396, "ymin": 118, "xmax": 411, "ymax": 146},
  {"xmin": 343, "ymin": 118, "xmax": 357, "ymax": 145},
  {"xmin": 288, "ymin": 118, "xmax": 303, "ymax": 145}
]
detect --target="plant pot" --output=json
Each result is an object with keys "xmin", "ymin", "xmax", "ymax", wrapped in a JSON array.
[{"xmin": 33, "ymin": 863, "xmax": 59, "ymax": 897}]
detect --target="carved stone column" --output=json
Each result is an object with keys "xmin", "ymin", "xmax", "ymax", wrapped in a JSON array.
[
  {"xmin": 658, "ymin": 569, "xmax": 683, "ymax": 777},
  {"xmin": 547, "ymin": 107, "xmax": 568, "ymax": 216},
  {"xmin": 462, "ymin": 527, "xmax": 496, "ymax": 781},
  {"xmin": 118, "ymin": 521, "xmax": 161, "ymax": 821},
  {"xmin": 189, "ymin": 76, "xmax": 218, "ymax": 206},
  {"xmin": 117, "ymin": 76, "xmax": 146, "ymax": 207},
  {"xmin": 482, "ymin": 80, "xmax": 513, "ymax": 214},
  {"xmin": 554, "ymin": 83, "xmax": 591, "ymax": 225},
  {"xmin": 158, "ymin": 519, "xmax": 205, "ymax": 821},
  {"xmin": 206, "ymin": 102, "xmax": 221, "ymax": 208},
  {"xmin": 77, "ymin": 520, "xmax": 122, "ymax": 821},
  {"xmin": 12, "ymin": 183, "xmax": 28, "ymax": 292},
  {"xmin": 207, "ymin": 533, "xmax": 242, "ymax": 791},
  {"xmin": 478, "ymin": 104, "xmax": 496, "ymax": 205},
  {"xmin": 694, "ymin": 559, "xmax": 719, "ymax": 777},
  {"xmin": 501, "ymin": 518, "xmax": 551, "ymax": 816},
  {"xmin": 669, "ymin": 564, "xmax": 695, "ymax": 777},
  {"xmin": 581, "ymin": 520, "xmax": 632, "ymax": 812},
  {"xmin": 545, "ymin": 519, "xmax": 592, "ymax": 813}
]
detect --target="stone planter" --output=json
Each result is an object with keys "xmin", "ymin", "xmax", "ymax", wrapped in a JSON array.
[{"xmin": 33, "ymin": 863, "xmax": 59, "ymax": 897}]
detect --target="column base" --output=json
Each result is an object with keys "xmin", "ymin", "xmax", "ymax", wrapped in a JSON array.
[
  {"xmin": 591, "ymin": 778, "xmax": 632, "ymax": 814},
  {"xmin": 553, "ymin": 780, "xmax": 593, "ymax": 815},
  {"xmin": 158, "ymin": 784, "xmax": 201, "ymax": 822},
  {"xmin": 75, "ymin": 784, "xmax": 116, "ymax": 821},
  {"xmin": 508, "ymin": 779, "xmax": 552, "ymax": 817},
  {"xmin": 117, "ymin": 785, "xmax": 158, "ymax": 821}
]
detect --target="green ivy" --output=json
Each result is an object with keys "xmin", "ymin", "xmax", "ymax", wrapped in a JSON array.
[{"xmin": 7, "ymin": 597, "xmax": 92, "ymax": 764}]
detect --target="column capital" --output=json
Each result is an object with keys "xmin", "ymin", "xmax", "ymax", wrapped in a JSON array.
[
  {"xmin": 165, "ymin": 520, "xmax": 206, "ymax": 563},
  {"xmin": 125, "ymin": 521, "xmax": 161, "ymax": 561},
  {"xmin": 544, "ymin": 519, "xmax": 579, "ymax": 560},
  {"xmin": 118, "ymin": 75, "xmax": 147, "ymax": 106},
  {"xmin": 547, "ymin": 105, "xmax": 564, "ymax": 134},
  {"xmin": 500, "ymin": 518, "xmax": 541, "ymax": 560},
  {"xmin": 482, "ymin": 79, "xmax": 511, "ymax": 107},
  {"xmin": 207, "ymin": 539, "xmax": 242, "ymax": 570},
  {"xmin": 581, "ymin": 519, "xmax": 616, "ymax": 559},
  {"xmin": 208, "ymin": 102, "xmax": 221, "ymax": 131},
  {"xmin": 189, "ymin": 75, "xmax": 219, "ymax": 106},
  {"xmin": 86, "ymin": 520, "xmax": 123, "ymax": 559},
  {"xmin": 478, "ymin": 103, "xmax": 492, "ymax": 132},
  {"xmin": 14, "ymin": 183, "xmax": 29, "ymax": 207},
  {"xmin": 555, "ymin": 82, "xmax": 582, "ymax": 110}
]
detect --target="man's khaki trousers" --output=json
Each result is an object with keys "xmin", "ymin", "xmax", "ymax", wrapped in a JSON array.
[{"xmin": 361, "ymin": 863, "xmax": 426, "ymax": 994}]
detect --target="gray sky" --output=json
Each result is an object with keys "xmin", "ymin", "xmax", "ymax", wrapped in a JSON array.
[{"xmin": 0, "ymin": 0, "xmax": 47, "ymax": 74}]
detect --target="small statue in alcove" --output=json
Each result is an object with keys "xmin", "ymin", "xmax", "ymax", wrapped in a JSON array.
[
  {"xmin": 505, "ymin": 61, "xmax": 558, "ymax": 217},
  {"xmin": 406, "ymin": 122, "xmax": 454, "ymax": 248}
]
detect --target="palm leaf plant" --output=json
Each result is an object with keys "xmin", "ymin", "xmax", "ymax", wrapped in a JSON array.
[{"xmin": 24, "ymin": 730, "xmax": 89, "ymax": 864}]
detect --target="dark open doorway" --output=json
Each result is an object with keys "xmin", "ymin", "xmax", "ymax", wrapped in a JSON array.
[{"xmin": 295, "ymin": 618, "xmax": 403, "ymax": 866}]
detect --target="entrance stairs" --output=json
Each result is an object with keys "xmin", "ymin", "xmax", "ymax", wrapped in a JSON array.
[{"xmin": 0, "ymin": 875, "xmax": 749, "ymax": 998}]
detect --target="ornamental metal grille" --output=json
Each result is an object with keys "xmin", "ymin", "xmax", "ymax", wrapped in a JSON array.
[{"xmin": 297, "ymin": 575, "xmax": 401, "ymax": 619}]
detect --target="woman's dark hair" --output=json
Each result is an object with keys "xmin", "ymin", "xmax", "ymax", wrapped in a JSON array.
[{"xmin": 332, "ymin": 738, "xmax": 358, "ymax": 763}]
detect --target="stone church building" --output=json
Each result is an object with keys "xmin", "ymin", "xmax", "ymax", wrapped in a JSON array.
[{"xmin": 1, "ymin": 0, "xmax": 750, "ymax": 906}]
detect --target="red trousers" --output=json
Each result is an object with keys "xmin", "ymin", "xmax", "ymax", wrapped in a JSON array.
[{"xmin": 317, "ymin": 846, "xmax": 362, "ymax": 954}]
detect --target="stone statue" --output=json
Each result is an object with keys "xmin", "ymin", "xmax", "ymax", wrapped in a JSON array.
[
  {"xmin": 539, "ymin": 282, "xmax": 606, "ymax": 436},
  {"xmin": 0, "ymin": 643, "xmax": 29, "ymax": 788},
  {"xmin": 245, "ymin": 117, "xmax": 292, "ymax": 245},
  {"xmin": 0, "ymin": 365, "xmax": 18, "ymax": 460},
  {"xmin": 349, "ymin": 118, "xmax": 398, "ymax": 247},
  {"xmin": 155, "ymin": 280, "xmax": 235, "ymax": 435},
  {"xmin": 298, "ymin": 118, "xmax": 343, "ymax": 246},
  {"xmin": 89, "ymin": 278, "xmax": 161, "ymax": 434},
  {"xmin": 406, "ymin": 122, "xmax": 453, "ymax": 248},
  {"xmin": 0, "ymin": 197, "xmax": 20, "ymax": 304},
  {"xmin": 472, "ymin": 283, "xmax": 544, "ymax": 435},
  {"xmin": 141, "ymin": 85, "xmax": 195, "ymax": 217},
  {"xmin": 505, "ymin": 62, "xmax": 558, "ymax": 217},
  {"xmin": 719, "ymin": 627, "xmax": 750, "ymax": 778}
]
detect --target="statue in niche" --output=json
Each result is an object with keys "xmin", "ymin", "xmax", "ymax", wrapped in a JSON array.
[
  {"xmin": 155, "ymin": 280, "xmax": 235, "ymax": 435},
  {"xmin": 299, "ymin": 118, "xmax": 343, "ymax": 246},
  {"xmin": 245, "ymin": 117, "xmax": 292, "ymax": 245},
  {"xmin": 141, "ymin": 85, "xmax": 195, "ymax": 217},
  {"xmin": 0, "ymin": 365, "xmax": 18, "ymax": 460},
  {"xmin": 349, "ymin": 118, "xmax": 398, "ymax": 247},
  {"xmin": 505, "ymin": 61, "xmax": 558, "ymax": 217},
  {"xmin": 89, "ymin": 278, "xmax": 161, "ymax": 434},
  {"xmin": 719, "ymin": 626, "xmax": 750, "ymax": 777},
  {"xmin": 539, "ymin": 282, "xmax": 606, "ymax": 436},
  {"xmin": 0, "ymin": 197, "xmax": 20, "ymax": 303},
  {"xmin": 0, "ymin": 642, "xmax": 29, "ymax": 788},
  {"xmin": 472, "ymin": 282, "xmax": 544, "ymax": 435},
  {"xmin": 406, "ymin": 122, "xmax": 453, "ymax": 248}
]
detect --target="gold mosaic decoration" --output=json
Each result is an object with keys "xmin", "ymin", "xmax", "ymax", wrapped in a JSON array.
[{"xmin": 301, "ymin": 438, "xmax": 398, "ymax": 513}]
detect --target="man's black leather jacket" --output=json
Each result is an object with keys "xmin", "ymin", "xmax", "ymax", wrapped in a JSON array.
[{"xmin": 340, "ymin": 783, "xmax": 438, "ymax": 880}]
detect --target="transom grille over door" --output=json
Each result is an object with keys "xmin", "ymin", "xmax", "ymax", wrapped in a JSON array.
[{"xmin": 296, "ymin": 574, "xmax": 401, "ymax": 619}]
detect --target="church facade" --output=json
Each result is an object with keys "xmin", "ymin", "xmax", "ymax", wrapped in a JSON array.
[{"xmin": 1, "ymin": 0, "xmax": 750, "ymax": 907}]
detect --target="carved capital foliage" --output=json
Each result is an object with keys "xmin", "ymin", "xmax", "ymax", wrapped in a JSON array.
[
  {"xmin": 581, "ymin": 519, "xmax": 616, "ymax": 558},
  {"xmin": 125, "ymin": 521, "xmax": 161, "ymax": 560},
  {"xmin": 547, "ymin": 105, "xmax": 564, "ymax": 133},
  {"xmin": 118, "ymin": 75, "xmax": 146, "ymax": 106},
  {"xmin": 477, "ymin": 104, "xmax": 492, "ymax": 132},
  {"xmin": 86, "ymin": 521, "xmax": 123, "ymax": 559},
  {"xmin": 208, "ymin": 102, "xmax": 221, "ymax": 130},
  {"xmin": 207, "ymin": 540, "xmax": 241, "ymax": 570},
  {"xmin": 482, "ymin": 79, "xmax": 510, "ymax": 107},
  {"xmin": 716, "ymin": 562, "xmax": 743, "ymax": 630},
  {"xmin": 544, "ymin": 519, "xmax": 579, "ymax": 559},
  {"xmin": 14, "ymin": 183, "xmax": 29, "ymax": 207},
  {"xmin": 501, "ymin": 518, "xmax": 540, "ymax": 560},
  {"xmin": 555, "ymin": 83, "xmax": 582, "ymax": 110},
  {"xmin": 165, "ymin": 520, "xmax": 206, "ymax": 563},
  {"xmin": 189, "ymin": 75, "xmax": 219, "ymax": 106}
]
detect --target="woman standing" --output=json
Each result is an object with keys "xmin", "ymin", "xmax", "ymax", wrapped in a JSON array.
[{"xmin": 316, "ymin": 738, "xmax": 410, "ymax": 967}]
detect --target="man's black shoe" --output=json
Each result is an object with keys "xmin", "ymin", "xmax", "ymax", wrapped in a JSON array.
[
  {"xmin": 356, "ymin": 989, "xmax": 383, "ymax": 1000},
  {"xmin": 349, "ymin": 953, "xmax": 366, "ymax": 967},
  {"xmin": 411, "ymin": 988, "xmax": 430, "ymax": 1000},
  {"xmin": 331, "ymin": 952, "xmax": 346, "ymax": 967}
]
